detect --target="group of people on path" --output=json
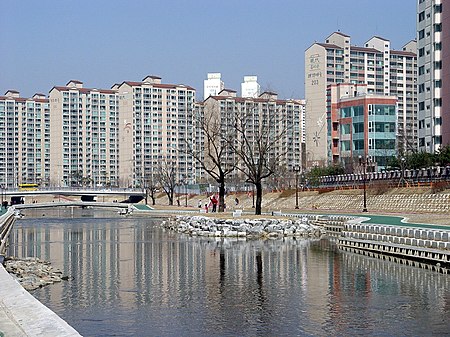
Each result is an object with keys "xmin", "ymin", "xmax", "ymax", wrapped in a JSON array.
[{"xmin": 195, "ymin": 195, "xmax": 240, "ymax": 213}]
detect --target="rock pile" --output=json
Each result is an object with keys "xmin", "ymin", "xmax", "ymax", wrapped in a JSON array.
[
  {"xmin": 4, "ymin": 257, "xmax": 67, "ymax": 291},
  {"xmin": 162, "ymin": 216, "xmax": 325, "ymax": 238}
]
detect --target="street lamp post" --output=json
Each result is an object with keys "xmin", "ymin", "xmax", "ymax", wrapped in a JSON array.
[
  {"xmin": 398, "ymin": 157, "xmax": 407, "ymax": 187},
  {"xmin": 185, "ymin": 181, "xmax": 188, "ymax": 207},
  {"xmin": 293, "ymin": 164, "xmax": 301, "ymax": 209},
  {"xmin": 358, "ymin": 155, "xmax": 368, "ymax": 212},
  {"xmin": 252, "ymin": 185, "xmax": 255, "ymax": 208}
]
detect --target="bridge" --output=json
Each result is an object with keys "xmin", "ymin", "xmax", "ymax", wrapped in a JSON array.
[
  {"xmin": 14, "ymin": 201, "xmax": 134, "ymax": 210},
  {"xmin": 0, "ymin": 188, "xmax": 146, "ymax": 204},
  {"xmin": 1, "ymin": 187, "xmax": 145, "ymax": 197}
]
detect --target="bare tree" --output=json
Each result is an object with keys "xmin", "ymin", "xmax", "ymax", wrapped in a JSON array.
[
  {"xmin": 155, "ymin": 158, "xmax": 177, "ymax": 205},
  {"xmin": 228, "ymin": 101, "xmax": 292, "ymax": 215},
  {"xmin": 184, "ymin": 100, "xmax": 236, "ymax": 212},
  {"xmin": 142, "ymin": 173, "xmax": 159, "ymax": 205}
]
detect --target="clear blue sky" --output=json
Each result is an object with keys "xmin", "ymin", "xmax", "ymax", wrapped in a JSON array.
[{"xmin": 0, "ymin": 0, "xmax": 416, "ymax": 100}]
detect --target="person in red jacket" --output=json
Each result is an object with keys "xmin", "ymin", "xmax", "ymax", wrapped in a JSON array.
[{"xmin": 210, "ymin": 195, "xmax": 218, "ymax": 212}]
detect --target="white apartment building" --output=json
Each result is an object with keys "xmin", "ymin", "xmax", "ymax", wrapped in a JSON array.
[
  {"xmin": 117, "ymin": 76, "xmax": 197, "ymax": 187},
  {"xmin": 417, "ymin": 0, "xmax": 445, "ymax": 152},
  {"xmin": 203, "ymin": 73, "xmax": 225, "ymax": 100},
  {"xmin": 201, "ymin": 90, "xmax": 306, "ymax": 181},
  {"xmin": 49, "ymin": 81, "xmax": 119, "ymax": 187},
  {"xmin": 305, "ymin": 32, "xmax": 417, "ymax": 167},
  {"xmin": 241, "ymin": 76, "xmax": 261, "ymax": 98},
  {"xmin": 0, "ymin": 91, "xmax": 50, "ymax": 188}
]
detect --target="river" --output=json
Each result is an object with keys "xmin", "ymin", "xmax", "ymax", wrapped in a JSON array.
[{"xmin": 7, "ymin": 208, "xmax": 450, "ymax": 336}]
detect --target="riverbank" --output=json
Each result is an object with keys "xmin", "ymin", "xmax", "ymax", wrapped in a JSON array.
[
  {"xmin": 0, "ymin": 263, "xmax": 81, "ymax": 336},
  {"xmin": 149, "ymin": 186, "xmax": 450, "ymax": 226}
]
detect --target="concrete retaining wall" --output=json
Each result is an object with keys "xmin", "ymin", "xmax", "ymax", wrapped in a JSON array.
[{"xmin": 0, "ymin": 264, "xmax": 81, "ymax": 336}]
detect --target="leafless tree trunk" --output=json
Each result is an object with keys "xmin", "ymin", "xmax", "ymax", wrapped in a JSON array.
[
  {"xmin": 228, "ymin": 103, "xmax": 291, "ymax": 215},
  {"xmin": 156, "ymin": 158, "xmax": 177, "ymax": 205},
  {"xmin": 142, "ymin": 173, "xmax": 159, "ymax": 205},
  {"xmin": 184, "ymin": 100, "xmax": 236, "ymax": 212}
]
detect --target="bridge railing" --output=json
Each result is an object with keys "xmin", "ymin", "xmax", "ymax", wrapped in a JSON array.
[{"xmin": 2, "ymin": 187, "xmax": 146, "ymax": 195}]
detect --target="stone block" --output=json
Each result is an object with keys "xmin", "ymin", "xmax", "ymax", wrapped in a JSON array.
[
  {"xmin": 420, "ymin": 231, "xmax": 428, "ymax": 240},
  {"xmin": 414, "ymin": 230, "xmax": 421, "ymax": 239}
]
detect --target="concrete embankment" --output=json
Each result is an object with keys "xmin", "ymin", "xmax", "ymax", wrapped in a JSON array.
[
  {"xmin": 0, "ymin": 265, "xmax": 81, "ymax": 337},
  {"xmin": 0, "ymin": 207, "xmax": 81, "ymax": 337},
  {"xmin": 338, "ymin": 220, "xmax": 450, "ymax": 273}
]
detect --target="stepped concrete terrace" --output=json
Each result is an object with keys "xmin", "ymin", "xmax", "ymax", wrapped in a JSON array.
[{"xmin": 149, "ymin": 187, "xmax": 449, "ymax": 225}]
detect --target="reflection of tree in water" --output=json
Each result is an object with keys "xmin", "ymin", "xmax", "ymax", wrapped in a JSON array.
[{"xmin": 209, "ymin": 237, "xmax": 315, "ymax": 335}]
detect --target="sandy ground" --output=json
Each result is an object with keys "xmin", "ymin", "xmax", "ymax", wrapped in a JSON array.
[{"xmin": 18, "ymin": 190, "xmax": 450, "ymax": 227}]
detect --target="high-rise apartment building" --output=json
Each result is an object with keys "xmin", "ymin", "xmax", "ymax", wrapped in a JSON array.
[
  {"xmin": 49, "ymin": 81, "xmax": 119, "ymax": 187},
  {"xmin": 201, "ymin": 89, "xmax": 306, "ymax": 180},
  {"xmin": 0, "ymin": 91, "xmax": 50, "ymax": 188},
  {"xmin": 203, "ymin": 73, "xmax": 225, "ymax": 100},
  {"xmin": 417, "ymin": 0, "xmax": 449, "ymax": 150},
  {"xmin": 327, "ymin": 83, "xmax": 397, "ymax": 170},
  {"xmin": 241, "ymin": 76, "xmax": 261, "ymax": 98},
  {"xmin": 305, "ymin": 32, "xmax": 416, "ymax": 168},
  {"xmin": 443, "ymin": 1, "xmax": 450, "ymax": 146},
  {"xmin": 117, "ymin": 76, "xmax": 197, "ymax": 187}
]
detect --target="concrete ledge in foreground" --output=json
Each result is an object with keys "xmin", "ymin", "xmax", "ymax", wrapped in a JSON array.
[{"xmin": 0, "ymin": 265, "xmax": 81, "ymax": 337}]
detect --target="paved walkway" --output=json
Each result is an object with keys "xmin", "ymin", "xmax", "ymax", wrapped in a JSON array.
[
  {"xmin": 0, "ymin": 265, "xmax": 81, "ymax": 336},
  {"xmin": 354, "ymin": 213, "xmax": 450, "ymax": 230}
]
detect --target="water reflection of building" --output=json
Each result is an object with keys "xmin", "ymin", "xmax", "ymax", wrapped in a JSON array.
[
  {"xmin": 8, "ymin": 220, "xmax": 324, "ymax": 314},
  {"xmin": 7, "ymin": 217, "xmax": 450, "ymax": 335}
]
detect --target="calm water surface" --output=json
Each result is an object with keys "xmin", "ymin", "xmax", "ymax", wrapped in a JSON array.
[{"xmin": 8, "ymin": 208, "xmax": 450, "ymax": 336}]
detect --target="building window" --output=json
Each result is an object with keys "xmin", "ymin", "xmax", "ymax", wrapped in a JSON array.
[
  {"xmin": 374, "ymin": 105, "xmax": 395, "ymax": 116},
  {"xmin": 434, "ymin": 23, "xmax": 442, "ymax": 32},
  {"xmin": 341, "ymin": 124, "xmax": 351, "ymax": 135},
  {"xmin": 375, "ymin": 139, "xmax": 395, "ymax": 150},
  {"xmin": 434, "ymin": 98, "xmax": 442, "ymax": 107},
  {"xmin": 353, "ymin": 122, "xmax": 364, "ymax": 133},
  {"xmin": 418, "ymin": 11, "xmax": 425, "ymax": 22},
  {"xmin": 353, "ymin": 139, "xmax": 364, "ymax": 151},
  {"xmin": 418, "ymin": 66, "xmax": 425, "ymax": 75},
  {"xmin": 418, "ymin": 29, "xmax": 425, "ymax": 40}
]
